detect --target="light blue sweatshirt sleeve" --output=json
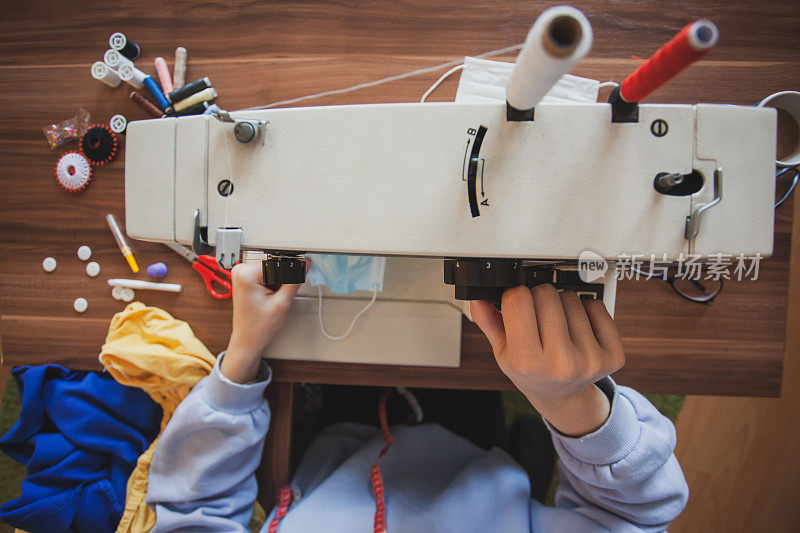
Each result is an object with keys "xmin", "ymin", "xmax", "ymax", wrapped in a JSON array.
[
  {"xmin": 147, "ymin": 354, "xmax": 271, "ymax": 532},
  {"xmin": 531, "ymin": 378, "xmax": 689, "ymax": 532}
]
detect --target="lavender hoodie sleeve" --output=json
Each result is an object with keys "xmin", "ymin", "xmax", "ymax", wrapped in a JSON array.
[
  {"xmin": 147, "ymin": 354, "xmax": 270, "ymax": 532},
  {"xmin": 531, "ymin": 378, "xmax": 689, "ymax": 531},
  {"xmin": 145, "ymin": 355, "xmax": 687, "ymax": 532}
]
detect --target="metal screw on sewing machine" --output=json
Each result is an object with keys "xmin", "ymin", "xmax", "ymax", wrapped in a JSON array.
[
  {"xmin": 650, "ymin": 119, "xmax": 668, "ymax": 137},
  {"xmin": 233, "ymin": 121, "xmax": 257, "ymax": 143},
  {"xmin": 217, "ymin": 179, "xmax": 234, "ymax": 197}
]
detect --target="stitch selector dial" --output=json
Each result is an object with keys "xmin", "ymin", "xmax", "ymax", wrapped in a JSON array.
[
  {"xmin": 444, "ymin": 258, "xmax": 524, "ymax": 303},
  {"xmin": 262, "ymin": 254, "xmax": 307, "ymax": 285}
]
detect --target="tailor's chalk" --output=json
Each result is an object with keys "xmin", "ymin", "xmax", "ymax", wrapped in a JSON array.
[
  {"xmin": 154, "ymin": 56, "xmax": 174, "ymax": 94},
  {"xmin": 173, "ymin": 47, "xmax": 187, "ymax": 88},
  {"xmin": 130, "ymin": 91, "xmax": 163, "ymax": 118},
  {"xmin": 143, "ymin": 76, "xmax": 170, "ymax": 110},
  {"xmin": 91, "ymin": 62, "xmax": 121, "ymax": 87},
  {"xmin": 109, "ymin": 32, "xmax": 140, "ymax": 60},
  {"xmin": 173, "ymin": 87, "xmax": 217, "ymax": 112},
  {"xmin": 108, "ymin": 278, "xmax": 181, "ymax": 293},
  {"xmin": 103, "ymin": 49, "xmax": 132, "ymax": 70},
  {"xmin": 118, "ymin": 64, "xmax": 146, "ymax": 89},
  {"xmin": 146, "ymin": 262, "xmax": 168, "ymax": 278},
  {"xmin": 168, "ymin": 77, "xmax": 210, "ymax": 103}
]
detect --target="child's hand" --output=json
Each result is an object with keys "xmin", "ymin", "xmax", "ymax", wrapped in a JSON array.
[
  {"xmin": 222, "ymin": 261, "xmax": 302, "ymax": 383},
  {"xmin": 471, "ymin": 284, "xmax": 625, "ymax": 436}
]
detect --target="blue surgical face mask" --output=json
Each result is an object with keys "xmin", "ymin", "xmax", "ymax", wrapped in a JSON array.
[{"xmin": 306, "ymin": 254, "xmax": 386, "ymax": 294}]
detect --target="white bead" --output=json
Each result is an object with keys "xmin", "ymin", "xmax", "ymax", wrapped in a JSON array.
[
  {"xmin": 73, "ymin": 297, "xmax": 88, "ymax": 313},
  {"xmin": 111, "ymin": 286, "xmax": 124, "ymax": 300},
  {"xmin": 77, "ymin": 245, "xmax": 92, "ymax": 261},
  {"xmin": 120, "ymin": 288, "xmax": 135, "ymax": 302},
  {"xmin": 86, "ymin": 261, "xmax": 100, "ymax": 277},
  {"xmin": 42, "ymin": 257, "xmax": 57, "ymax": 272}
]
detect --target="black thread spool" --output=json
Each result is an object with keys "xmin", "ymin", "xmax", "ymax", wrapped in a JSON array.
[
  {"xmin": 174, "ymin": 102, "xmax": 210, "ymax": 117},
  {"xmin": 109, "ymin": 32, "xmax": 140, "ymax": 60},
  {"xmin": 168, "ymin": 77, "xmax": 211, "ymax": 104}
]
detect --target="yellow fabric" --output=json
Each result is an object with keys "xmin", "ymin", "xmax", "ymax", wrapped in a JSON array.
[{"xmin": 100, "ymin": 302, "xmax": 216, "ymax": 533}]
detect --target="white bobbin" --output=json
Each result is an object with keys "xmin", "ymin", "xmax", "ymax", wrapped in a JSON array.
[{"xmin": 91, "ymin": 61, "xmax": 122, "ymax": 87}]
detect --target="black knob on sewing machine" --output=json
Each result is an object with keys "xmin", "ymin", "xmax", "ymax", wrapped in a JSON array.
[
  {"xmin": 444, "ymin": 258, "xmax": 525, "ymax": 305},
  {"xmin": 262, "ymin": 255, "xmax": 307, "ymax": 285},
  {"xmin": 443, "ymin": 259, "xmax": 604, "ymax": 306}
]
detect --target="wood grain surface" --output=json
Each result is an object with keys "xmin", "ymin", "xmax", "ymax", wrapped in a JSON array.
[
  {"xmin": 0, "ymin": 0, "xmax": 797, "ymax": 396},
  {"xmin": 671, "ymin": 187, "xmax": 800, "ymax": 533}
]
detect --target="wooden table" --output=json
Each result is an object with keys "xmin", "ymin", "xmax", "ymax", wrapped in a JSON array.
[{"xmin": 1, "ymin": 0, "xmax": 798, "ymax": 506}]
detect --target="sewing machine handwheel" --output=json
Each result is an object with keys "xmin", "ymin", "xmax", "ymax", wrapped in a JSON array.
[{"xmin": 262, "ymin": 257, "xmax": 306, "ymax": 285}]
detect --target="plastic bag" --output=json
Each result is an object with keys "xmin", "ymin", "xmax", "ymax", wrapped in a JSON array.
[{"xmin": 42, "ymin": 109, "xmax": 91, "ymax": 149}]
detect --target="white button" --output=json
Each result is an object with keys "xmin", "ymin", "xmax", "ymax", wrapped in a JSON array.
[
  {"xmin": 111, "ymin": 286, "xmax": 125, "ymax": 300},
  {"xmin": 73, "ymin": 297, "xmax": 88, "ymax": 313},
  {"xmin": 77, "ymin": 246, "xmax": 92, "ymax": 261},
  {"xmin": 42, "ymin": 257, "xmax": 57, "ymax": 272},
  {"xmin": 86, "ymin": 261, "xmax": 100, "ymax": 277},
  {"xmin": 120, "ymin": 288, "xmax": 135, "ymax": 302}
]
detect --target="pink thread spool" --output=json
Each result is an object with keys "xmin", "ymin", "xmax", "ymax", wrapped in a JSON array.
[{"xmin": 154, "ymin": 57, "xmax": 174, "ymax": 94}]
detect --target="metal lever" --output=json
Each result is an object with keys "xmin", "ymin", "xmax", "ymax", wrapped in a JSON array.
[
  {"xmin": 685, "ymin": 167, "xmax": 722, "ymax": 254},
  {"xmin": 192, "ymin": 209, "xmax": 214, "ymax": 256}
]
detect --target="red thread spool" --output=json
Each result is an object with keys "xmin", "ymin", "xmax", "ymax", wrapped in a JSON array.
[{"xmin": 620, "ymin": 20, "xmax": 718, "ymax": 103}]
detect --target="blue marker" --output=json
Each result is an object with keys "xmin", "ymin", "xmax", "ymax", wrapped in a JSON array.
[{"xmin": 143, "ymin": 76, "xmax": 170, "ymax": 111}]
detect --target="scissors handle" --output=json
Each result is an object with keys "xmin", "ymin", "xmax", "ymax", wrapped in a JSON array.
[{"xmin": 193, "ymin": 255, "xmax": 233, "ymax": 299}]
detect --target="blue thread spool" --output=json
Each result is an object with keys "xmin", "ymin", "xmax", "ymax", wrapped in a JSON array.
[{"xmin": 143, "ymin": 76, "xmax": 170, "ymax": 111}]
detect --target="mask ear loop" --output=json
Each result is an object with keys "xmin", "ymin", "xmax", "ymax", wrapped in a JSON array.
[{"xmin": 317, "ymin": 284, "xmax": 379, "ymax": 341}]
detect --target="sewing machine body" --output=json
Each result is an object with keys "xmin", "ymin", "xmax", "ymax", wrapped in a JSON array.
[{"xmin": 125, "ymin": 102, "xmax": 776, "ymax": 263}]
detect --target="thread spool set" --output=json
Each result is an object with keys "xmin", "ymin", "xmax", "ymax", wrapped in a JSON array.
[
  {"xmin": 56, "ymin": 35, "xmax": 220, "ymax": 192},
  {"xmin": 89, "ymin": 33, "xmax": 219, "ymax": 119}
]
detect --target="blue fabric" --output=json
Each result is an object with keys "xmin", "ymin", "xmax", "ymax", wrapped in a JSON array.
[{"xmin": 0, "ymin": 365, "xmax": 162, "ymax": 533}]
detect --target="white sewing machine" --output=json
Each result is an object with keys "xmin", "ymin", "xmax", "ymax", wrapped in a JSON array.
[{"xmin": 123, "ymin": 7, "xmax": 775, "ymax": 367}]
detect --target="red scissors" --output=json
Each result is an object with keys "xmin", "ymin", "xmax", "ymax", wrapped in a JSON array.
[{"xmin": 165, "ymin": 243, "xmax": 232, "ymax": 299}]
